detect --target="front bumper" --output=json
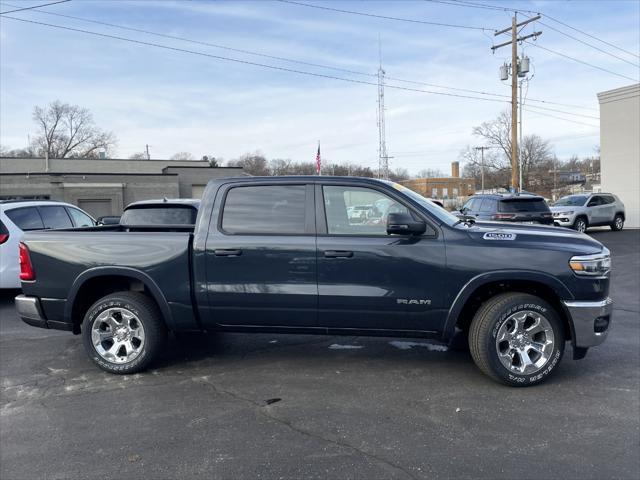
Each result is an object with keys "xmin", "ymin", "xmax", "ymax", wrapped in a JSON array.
[
  {"xmin": 553, "ymin": 215, "xmax": 575, "ymax": 227},
  {"xmin": 15, "ymin": 295, "xmax": 73, "ymax": 331},
  {"xmin": 563, "ymin": 297, "xmax": 613, "ymax": 348}
]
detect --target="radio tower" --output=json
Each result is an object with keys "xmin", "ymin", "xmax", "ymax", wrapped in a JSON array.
[{"xmin": 377, "ymin": 38, "xmax": 390, "ymax": 180}]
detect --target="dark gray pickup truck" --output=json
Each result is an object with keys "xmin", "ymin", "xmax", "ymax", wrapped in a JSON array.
[{"xmin": 16, "ymin": 176, "xmax": 613, "ymax": 386}]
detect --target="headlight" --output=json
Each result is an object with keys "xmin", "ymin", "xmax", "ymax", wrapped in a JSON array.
[
  {"xmin": 569, "ymin": 248, "xmax": 611, "ymax": 277},
  {"xmin": 554, "ymin": 210, "xmax": 573, "ymax": 216}
]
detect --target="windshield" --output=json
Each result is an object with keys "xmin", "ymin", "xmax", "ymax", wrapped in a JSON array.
[
  {"xmin": 383, "ymin": 181, "xmax": 459, "ymax": 226},
  {"xmin": 121, "ymin": 205, "xmax": 198, "ymax": 225},
  {"xmin": 553, "ymin": 195, "xmax": 587, "ymax": 207}
]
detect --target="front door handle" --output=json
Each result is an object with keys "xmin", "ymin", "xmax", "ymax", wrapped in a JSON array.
[
  {"xmin": 324, "ymin": 250, "xmax": 353, "ymax": 258},
  {"xmin": 214, "ymin": 249, "xmax": 242, "ymax": 257}
]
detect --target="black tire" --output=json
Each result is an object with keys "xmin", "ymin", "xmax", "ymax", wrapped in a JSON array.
[
  {"xmin": 82, "ymin": 292, "xmax": 167, "ymax": 374},
  {"xmin": 611, "ymin": 214, "xmax": 624, "ymax": 231},
  {"xmin": 573, "ymin": 216, "xmax": 588, "ymax": 233},
  {"xmin": 469, "ymin": 293, "xmax": 564, "ymax": 387}
]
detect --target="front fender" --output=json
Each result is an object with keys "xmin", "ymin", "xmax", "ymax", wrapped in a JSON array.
[
  {"xmin": 442, "ymin": 269, "xmax": 574, "ymax": 340},
  {"xmin": 65, "ymin": 266, "xmax": 175, "ymax": 330}
]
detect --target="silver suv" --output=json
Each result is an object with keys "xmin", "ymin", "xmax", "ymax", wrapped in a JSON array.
[{"xmin": 550, "ymin": 193, "xmax": 625, "ymax": 233}]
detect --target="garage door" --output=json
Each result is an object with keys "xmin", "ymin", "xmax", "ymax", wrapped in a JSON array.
[
  {"xmin": 78, "ymin": 199, "xmax": 112, "ymax": 218},
  {"xmin": 191, "ymin": 185, "xmax": 207, "ymax": 198}
]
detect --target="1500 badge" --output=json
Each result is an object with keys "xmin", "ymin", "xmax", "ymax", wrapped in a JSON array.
[{"xmin": 483, "ymin": 232, "xmax": 517, "ymax": 241}]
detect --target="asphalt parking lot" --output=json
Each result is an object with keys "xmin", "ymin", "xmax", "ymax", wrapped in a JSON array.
[{"xmin": 1, "ymin": 230, "xmax": 638, "ymax": 479}]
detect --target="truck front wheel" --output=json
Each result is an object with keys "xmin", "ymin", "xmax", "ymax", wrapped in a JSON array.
[
  {"xmin": 82, "ymin": 292, "xmax": 167, "ymax": 374},
  {"xmin": 469, "ymin": 293, "xmax": 564, "ymax": 386}
]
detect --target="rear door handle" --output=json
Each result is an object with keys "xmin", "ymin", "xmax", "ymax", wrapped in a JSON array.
[
  {"xmin": 214, "ymin": 249, "xmax": 242, "ymax": 257},
  {"xmin": 324, "ymin": 250, "xmax": 353, "ymax": 258}
]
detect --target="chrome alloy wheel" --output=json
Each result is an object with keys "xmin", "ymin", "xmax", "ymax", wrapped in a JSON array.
[
  {"xmin": 615, "ymin": 216, "xmax": 623, "ymax": 229},
  {"xmin": 91, "ymin": 307, "xmax": 146, "ymax": 364},
  {"xmin": 495, "ymin": 311, "xmax": 555, "ymax": 375},
  {"xmin": 575, "ymin": 219, "xmax": 587, "ymax": 233}
]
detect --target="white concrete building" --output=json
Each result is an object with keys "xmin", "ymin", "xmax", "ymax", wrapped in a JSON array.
[{"xmin": 598, "ymin": 83, "xmax": 640, "ymax": 228}]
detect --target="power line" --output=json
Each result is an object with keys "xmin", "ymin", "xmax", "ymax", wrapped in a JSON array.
[
  {"xmin": 2, "ymin": 2, "xmax": 598, "ymax": 112},
  {"xmin": 523, "ymin": 107, "xmax": 599, "ymax": 128},
  {"xmin": 425, "ymin": 0, "xmax": 536, "ymax": 15},
  {"xmin": 525, "ymin": 41, "xmax": 639, "ymax": 83},
  {"xmin": 519, "ymin": 104, "xmax": 599, "ymax": 120},
  {"xmin": 277, "ymin": 0, "xmax": 492, "ymax": 31},
  {"xmin": 543, "ymin": 13, "xmax": 640, "ymax": 60},
  {"xmin": 2, "ymin": 15, "xmax": 512, "ymax": 104},
  {"xmin": 0, "ymin": 0, "xmax": 69, "ymax": 15},
  {"xmin": 535, "ymin": 19, "xmax": 639, "ymax": 68},
  {"xmin": 427, "ymin": 0, "xmax": 640, "ymax": 63}
]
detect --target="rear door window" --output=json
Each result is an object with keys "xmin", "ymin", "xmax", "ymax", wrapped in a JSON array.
[
  {"xmin": 479, "ymin": 198, "xmax": 497, "ymax": 213},
  {"xmin": 39, "ymin": 206, "xmax": 73, "ymax": 229},
  {"xmin": 221, "ymin": 185, "xmax": 306, "ymax": 234},
  {"xmin": 5, "ymin": 207, "xmax": 44, "ymax": 231},
  {"xmin": 66, "ymin": 207, "xmax": 95, "ymax": 227},
  {"xmin": 499, "ymin": 199, "xmax": 549, "ymax": 212}
]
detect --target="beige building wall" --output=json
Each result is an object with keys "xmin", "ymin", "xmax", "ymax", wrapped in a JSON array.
[{"xmin": 598, "ymin": 83, "xmax": 640, "ymax": 228}]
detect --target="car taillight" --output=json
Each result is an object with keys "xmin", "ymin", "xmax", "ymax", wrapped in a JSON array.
[
  {"xmin": 0, "ymin": 233, "xmax": 8, "ymax": 245},
  {"xmin": 19, "ymin": 242, "xmax": 36, "ymax": 281},
  {"xmin": 491, "ymin": 213, "xmax": 516, "ymax": 220},
  {"xmin": 542, "ymin": 212, "xmax": 553, "ymax": 218}
]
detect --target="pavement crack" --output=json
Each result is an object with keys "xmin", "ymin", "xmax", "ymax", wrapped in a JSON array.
[{"xmin": 195, "ymin": 377, "xmax": 417, "ymax": 480}]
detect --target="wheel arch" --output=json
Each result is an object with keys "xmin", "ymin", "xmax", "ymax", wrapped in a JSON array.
[
  {"xmin": 443, "ymin": 271, "xmax": 575, "ymax": 343},
  {"xmin": 65, "ymin": 267, "xmax": 174, "ymax": 334}
]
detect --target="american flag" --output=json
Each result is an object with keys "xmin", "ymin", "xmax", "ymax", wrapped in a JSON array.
[{"xmin": 315, "ymin": 143, "xmax": 321, "ymax": 175}]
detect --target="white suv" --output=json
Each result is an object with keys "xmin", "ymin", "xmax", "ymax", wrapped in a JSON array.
[{"xmin": 0, "ymin": 201, "xmax": 95, "ymax": 288}]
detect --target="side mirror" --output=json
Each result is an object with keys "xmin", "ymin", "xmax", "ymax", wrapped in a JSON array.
[{"xmin": 386, "ymin": 212, "xmax": 426, "ymax": 235}]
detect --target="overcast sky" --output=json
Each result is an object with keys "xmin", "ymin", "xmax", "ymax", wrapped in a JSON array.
[{"xmin": 1, "ymin": 0, "xmax": 639, "ymax": 173}]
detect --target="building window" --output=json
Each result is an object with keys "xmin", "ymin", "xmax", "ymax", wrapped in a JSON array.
[
  {"xmin": 442, "ymin": 188, "xmax": 449, "ymax": 199},
  {"xmin": 453, "ymin": 188, "xmax": 459, "ymax": 197},
  {"xmin": 432, "ymin": 188, "xmax": 438, "ymax": 198}
]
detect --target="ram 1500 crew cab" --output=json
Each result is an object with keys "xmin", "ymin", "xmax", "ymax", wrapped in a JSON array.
[{"xmin": 15, "ymin": 177, "xmax": 612, "ymax": 386}]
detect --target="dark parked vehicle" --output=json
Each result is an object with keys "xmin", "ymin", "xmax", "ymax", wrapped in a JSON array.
[
  {"xmin": 120, "ymin": 198, "xmax": 200, "ymax": 226},
  {"xmin": 16, "ymin": 177, "xmax": 612, "ymax": 386},
  {"xmin": 459, "ymin": 193, "xmax": 553, "ymax": 225}
]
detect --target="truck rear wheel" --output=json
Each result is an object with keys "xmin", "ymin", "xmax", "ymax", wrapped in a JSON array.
[
  {"xmin": 82, "ymin": 292, "xmax": 167, "ymax": 374},
  {"xmin": 469, "ymin": 293, "xmax": 564, "ymax": 387}
]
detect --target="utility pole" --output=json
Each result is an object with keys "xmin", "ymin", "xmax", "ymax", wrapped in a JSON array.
[
  {"xmin": 474, "ymin": 146, "xmax": 491, "ymax": 193},
  {"xmin": 145, "ymin": 144, "xmax": 151, "ymax": 160},
  {"xmin": 492, "ymin": 14, "xmax": 541, "ymax": 192},
  {"xmin": 519, "ymin": 78, "xmax": 524, "ymax": 192},
  {"xmin": 377, "ymin": 36, "xmax": 392, "ymax": 180}
]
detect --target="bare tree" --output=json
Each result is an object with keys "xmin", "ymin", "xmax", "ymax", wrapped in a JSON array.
[
  {"xmin": 31, "ymin": 101, "xmax": 116, "ymax": 158},
  {"xmin": 415, "ymin": 168, "xmax": 446, "ymax": 178},
  {"xmin": 128, "ymin": 152, "xmax": 148, "ymax": 160},
  {"xmin": 170, "ymin": 152, "xmax": 195, "ymax": 160},
  {"xmin": 472, "ymin": 110, "xmax": 512, "ymax": 169},
  {"xmin": 0, "ymin": 144, "xmax": 35, "ymax": 158},
  {"xmin": 227, "ymin": 153, "xmax": 270, "ymax": 176}
]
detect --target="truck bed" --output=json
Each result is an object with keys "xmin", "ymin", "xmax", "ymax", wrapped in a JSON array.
[{"xmin": 21, "ymin": 228, "xmax": 195, "ymax": 331}]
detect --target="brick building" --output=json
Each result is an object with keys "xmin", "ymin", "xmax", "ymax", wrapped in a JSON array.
[{"xmin": 400, "ymin": 162, "xmax": 475, "ymax": 200}]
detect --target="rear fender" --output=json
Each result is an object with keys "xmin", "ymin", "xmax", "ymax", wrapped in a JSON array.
[{"xmin": 65, "ymin": 266, "xmax": 174, "ymax": 330}]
